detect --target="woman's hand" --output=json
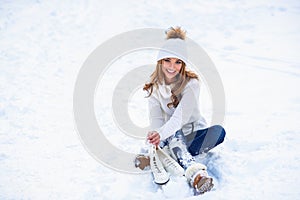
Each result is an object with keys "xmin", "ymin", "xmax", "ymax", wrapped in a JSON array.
[{"xmin": 147, "ymin": 131, "xmax": 160, "ymax": 146}]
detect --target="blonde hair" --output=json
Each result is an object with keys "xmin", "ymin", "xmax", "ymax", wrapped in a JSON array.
[{"xmin": 143, "ymin": 26, "xmax": 198, "ymax": 108}]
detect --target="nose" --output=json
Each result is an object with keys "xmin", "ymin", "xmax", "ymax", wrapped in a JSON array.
[{"xmin": 170, "ymin": 62, "xmax": 176, "ymax": 69}]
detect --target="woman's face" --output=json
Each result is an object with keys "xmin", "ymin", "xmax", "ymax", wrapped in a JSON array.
[{"xmin": 161, "ymin": 58, "xmax": 183, "ymax": 84}]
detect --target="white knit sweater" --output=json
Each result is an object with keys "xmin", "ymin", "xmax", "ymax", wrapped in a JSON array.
[{"xmin": 148, "ymin": 78, "xmax": 207, "ymax": 140}]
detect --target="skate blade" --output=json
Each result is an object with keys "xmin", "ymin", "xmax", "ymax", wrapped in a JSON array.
[{"xmin": 154, "ymin": 178, "xmax": 170, "ymax": 185}]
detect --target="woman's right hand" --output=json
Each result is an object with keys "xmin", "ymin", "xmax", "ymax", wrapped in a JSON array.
[{"xmin": 147, "ymin": 131, "xmax": 161, "ymax": 146}]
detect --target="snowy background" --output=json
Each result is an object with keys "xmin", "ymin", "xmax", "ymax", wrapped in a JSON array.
[{"xmin": 1, "ymin": 0, "xmax": 300, "ymax": 199}]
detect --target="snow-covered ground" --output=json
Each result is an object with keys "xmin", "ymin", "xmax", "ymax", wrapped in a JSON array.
[{"xmin": 1, "ymin": 0, "xmax": 300, "ymax": 199}]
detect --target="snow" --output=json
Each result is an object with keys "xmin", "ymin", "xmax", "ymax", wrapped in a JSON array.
[{"xmin": 1, "ymin": 0, "xmax": 300, "ymax": 199}]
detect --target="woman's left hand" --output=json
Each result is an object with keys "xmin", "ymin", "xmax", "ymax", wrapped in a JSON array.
[{"xmin": 147, "ymin": 131, "xmax": 160, "ymax": 146}]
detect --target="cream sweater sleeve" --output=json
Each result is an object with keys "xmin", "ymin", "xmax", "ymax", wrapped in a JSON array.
[
  {"xmin": 148, "ymin": 94, "xmax": 165, "ymax": 130},
  {"xmin": 149, "ymin": 80, "xmax": 200, "ymax": 140}
]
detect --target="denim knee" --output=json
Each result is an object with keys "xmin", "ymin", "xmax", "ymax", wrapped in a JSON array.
[{"xmin": 213, "ymin": 125, "xmax": 226, "ymax": 145}]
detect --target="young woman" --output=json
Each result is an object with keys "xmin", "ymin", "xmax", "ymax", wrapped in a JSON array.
[{"xmin": 136, "ymin": 27, "xmax": 226, "ymax": 194}]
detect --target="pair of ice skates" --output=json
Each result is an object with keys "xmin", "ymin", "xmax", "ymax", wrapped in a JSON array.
[{"xmin": 135, "ymin": 144, "xmax": 213, "ymax": 194}]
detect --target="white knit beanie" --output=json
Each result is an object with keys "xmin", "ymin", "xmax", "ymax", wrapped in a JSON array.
[{"xmin": 157, "ymin": 38, "xmax": 188, "ymax": 64}]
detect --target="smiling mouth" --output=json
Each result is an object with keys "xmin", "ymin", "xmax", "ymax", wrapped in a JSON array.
[{"xmin": 166, "ymin": 69, "xmax": 176, "ymax": 73}]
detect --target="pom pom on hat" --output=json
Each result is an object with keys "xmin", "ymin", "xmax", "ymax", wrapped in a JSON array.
[{"xmin": 165, "ymin": 27, "xmax": 186, "ymax": 40}]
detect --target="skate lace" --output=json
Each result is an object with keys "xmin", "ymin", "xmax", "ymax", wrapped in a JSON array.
[
  {"xmin": 151, "ymin": 146, "xmax": 163, "ymax": 173},
  {"xmin": 152, "ymin": 156, "xmax": 162, "ymax": 173},
  {"xmin": 163, "ymin": 157, "xmax": 178, "ymax": 169}
]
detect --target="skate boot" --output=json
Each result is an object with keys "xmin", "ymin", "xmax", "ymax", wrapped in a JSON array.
[
  {"xmin": 157, "ymin": 146, "xmax": 184, "ymax": 177},
  {"xmin": 185, "ymin": 163, "xmax": 214, "ymax": 194},
  {"xmin": 149, "ymin": 144, "xmax": 170, "ymax": 185}
]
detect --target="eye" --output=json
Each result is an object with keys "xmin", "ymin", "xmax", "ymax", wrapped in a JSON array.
[
  {"xmin": 163, "ymin": 59, "xmax": 170, "ymax": 62},
  {"xmin": 175, "ymin": 60, "xmax": 182, "ymax": 64}
]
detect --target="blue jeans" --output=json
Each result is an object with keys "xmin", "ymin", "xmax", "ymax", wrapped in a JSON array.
[
  {"xmin": 160, "ymin": 125, "xmax": 226, "ymax": 156},
  {"xmin": 186, "ymin": 125, "xmax": 226, "ymax": 156}
]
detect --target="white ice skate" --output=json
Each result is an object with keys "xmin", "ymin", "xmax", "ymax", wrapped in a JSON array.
[
  {"xmin": 149, "ymin": 145, "xmax": 170, "ymax": 185},
  {"xmin": 157, "ymin": 146, "xmax": 184, "ymax": 177},
  {"xmin": 134, "ymin": 146, "xmax": 184, "ymax": 177},
  {"xmin": 185, "ymin": 163, "xmax": 214, "ymax": 194}
]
